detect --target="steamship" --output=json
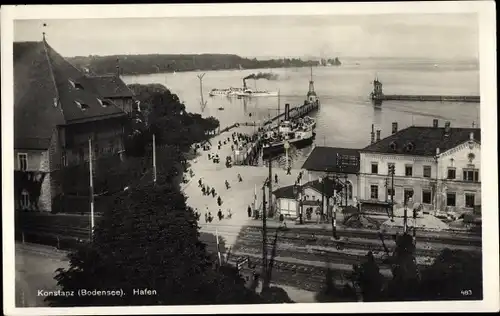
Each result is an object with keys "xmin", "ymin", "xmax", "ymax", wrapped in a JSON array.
[
  {"xmin": 262, "ymin": 120, "xmax": 316, "ymax": 158},
  {"xmin": 209, "ymin": 79, "xmax": 278, "ymax": 98},
  {"xmin": 261, "ymin": 66, "xmax": 319, "ymax": 158}
]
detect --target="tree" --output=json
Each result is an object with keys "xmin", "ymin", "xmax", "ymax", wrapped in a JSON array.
[
  {"xmin": 46, "ymin": 183, "xmax": 258, "ymax": 306},
  {"xmin": 315, "ymin": 266, "xmax": 357, "ymax": 302},
  {"xmin": 350, "ymin": 251, "xmax": 385, "ymax": 302},
  {"xmin": 418, "ymin": 249, "xmax": 482, "ymax": 301},
  {"xmin": 384, "ymin": 233, "xmax": 420, "ymax": 301}
]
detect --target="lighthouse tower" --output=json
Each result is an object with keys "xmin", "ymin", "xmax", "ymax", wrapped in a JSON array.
[{"xmin": 307, "ymin": 66, "xmax": 319, "ymax": 103}]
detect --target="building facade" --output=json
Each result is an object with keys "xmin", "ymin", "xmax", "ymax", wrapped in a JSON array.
[
  {"xmin": 358, "ymin": 121, "xmax": 480, "ymax": 214},
  {"xmin": 14, "ymin": 38, "xmax": 135, "ymax": 212}
]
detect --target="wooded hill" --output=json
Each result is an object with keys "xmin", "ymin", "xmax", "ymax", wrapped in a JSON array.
[{"xmin": 67, "ymin": 54, "xmax": 320, "ymax": 76}]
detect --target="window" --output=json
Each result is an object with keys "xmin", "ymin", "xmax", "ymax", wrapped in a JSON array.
[
  {"xmin": 387, "ymin": 163, "xmax": 395, "ymax": 175},
  {"xmin": 463, "ymin": 168, "xmax": 480, "ymax": 182},
  {"xmin": 387, "ymin": 188, "xmax": 395, "ymax": 199},
  {"xmin": 69, "ymin": 79, "xmax": 84, "ymax": 90},
  {"xmin": 447, "ymin": 168, "xmax": 456, "ymax": 179},
  {"xmin": 62, "ymin": 151, "xmax": 67, "ymax": 167},
  {"xmin": 404, "ymin": 189, "xmax": 414, "ymax": 203},
  {"xmin": 21, "ymin": 190, "xmax": 30, "ymax": 210},
  {"xmin": 370, "ymin": 185, "xmax": 378, "ymax": 199},
  {"xmin": 75, "ymin": 100, "xmax": 89, "ymax": 110},
  {"xmin": 423, "ymin": 166, "xmax": 432, "ymax": 178},
  {"xmin": 422, "ymin": 190, "xmax": 432, "ymax": 204},
  {"xmin": 446, "ymin": 192, "xmax": 456, "ymax": 207},
  {"xmin": 405, "ymin": 165, "xmax": 413, "ymax": 177},
  {"xmin": 371, "ymin": 162, "xmax": 378, "ymax": 174},
  {"xmin": 17, "ymin": 153, "xmax": 28, "ymax": 171},
  {"xmin": 465, "ymin": 193, "xmax": 475, "ymax": 208},
  {"xmin": 97, "ymin": 98, "xmax": 112, "ymax": 107}
]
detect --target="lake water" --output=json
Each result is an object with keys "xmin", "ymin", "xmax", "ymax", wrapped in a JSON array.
[{"xmin": 122, "ymin": 59, "xmax": 480, "ymax": 167}]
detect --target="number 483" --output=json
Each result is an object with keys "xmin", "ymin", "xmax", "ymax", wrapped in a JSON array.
[{"xmin": 461, "ymin": 290, "xmax": 473, "ymax": 296}]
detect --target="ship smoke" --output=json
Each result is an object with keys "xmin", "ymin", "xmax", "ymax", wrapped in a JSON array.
[{"xmin": 243, "ymin": 72, "xmax": 279, "ymax": 81}]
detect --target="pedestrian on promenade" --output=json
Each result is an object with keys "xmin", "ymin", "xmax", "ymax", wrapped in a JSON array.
[
  {"xmin": 201, "ymin": 186, "xmax": 206, "ymax": 195},
  {"xmin": 287, "ymin": 166, "xmax": 291, "ymax": 175},
  {"xmin": 227, "ymin": 208, "xmax": 232, "ymax": 219},
  {"xmin": 217, "ymin": 209, "xmax": 223, "ymax": 221},
  {"xmin": 198, "ymin": 178, "xmax": 203, "ymax": 187},
  {"xmin": 275, "ymin": 173, "xmax": 278, "ymax": 184},
  {"xmin": 217, "ymin": 196, "xmax": 222, "ymax": 206},
  {"xmin": 208, "ymin": 153, "xmax": 211, "ymax": 160},
  {"xmin": 211, "ymin": 188, "xmax": 216, "ymax": 197},
  {"xmin": 204, "ymin": 212, "xmax": 208, "ymax": 223},
  {"xmin": 225, "ymin": 180, "xmax": 230, "ymax": 189},
  {"xmin": 247, "ymin": 205, "xmax": 252, "ymax": 218},
  {"xmin": 208, "ymin": 212, "xmax": 213, "ymax": 223},
  {"xmin": 238, "ymin": 174, "xmax": 243, "ymax": 182},
  {"xmin": 231, "ymin": 144, "xmax": 234, "ymax": 151},
  {"xmin": 206, "ymin": 185, "xmax": 210, "ymax": 195}
]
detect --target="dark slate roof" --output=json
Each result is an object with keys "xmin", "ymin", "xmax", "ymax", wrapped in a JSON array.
[
  {"xmin": 14, "ymin": 42, "xmax": 65, "ymax": 149},
  {"xmin": 273, "ymin": 178, "xmax": 338, "ymax": 199},
  {"xmin": 361, "ymin": 126, "xmax": 481, "ymax": 156},
  {"xmin": 301, "ymin": 146, "xmax": 360, "ymax": 174},
  {"xmin": 14, "ymin": 40, "xmax": 130, "ymax": 149},
  {"xmin": 83, "ymin": 75, "xmax": 135, "ymax": 98},
  {"xmin": 303, "ymin": 178, "xmax": 336, "ymax": 198},
  {"xmin": 272, "ymin": 185, "xmax": 296, "ymax": 199}
]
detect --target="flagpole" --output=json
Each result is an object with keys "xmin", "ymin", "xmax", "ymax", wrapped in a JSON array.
[
  {"xmin": 216, "ymin": 228, "xmax": 222, "ymax": 266},
  {"xmin": 152, "ymin": 133, "xmax": 157, "ymax": 185},
  {"xmin": 89, "ymin": 138, "xmax": 95, "ymax": 240}
]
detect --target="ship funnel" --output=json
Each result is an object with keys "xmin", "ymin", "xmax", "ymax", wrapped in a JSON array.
[{"xmin": 284, "ymin": 104, "xmax": 290, "ymax": 121}]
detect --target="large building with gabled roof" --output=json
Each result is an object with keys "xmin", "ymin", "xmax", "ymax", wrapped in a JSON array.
[
  {"xmin": 14, "ymin": 37, "xmax": 135, "ymax": 212},
  {"xmin": 358, "ymin": 120, "xmax": 481, "ymax": 214}
]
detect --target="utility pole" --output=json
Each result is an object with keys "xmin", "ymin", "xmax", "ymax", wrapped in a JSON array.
[
  {"xmin": 262, "ymin": 180, "xmax": 267, "ymax": 278},
  {"xmin": 197, "ymin": 73, "xmax": 207, "ymax": 111},
  {"xmin": 88, "ymin": 138, "xmax": 95, "ymax": 240},
  {"xmin": 403, "ymin": 194, "xmax": 408, "ymax": 234},
  {"xmin": 268, "ymin": 157, "xmax": 273, "ymax": 218},
  {"xmin": 152, "ymin": 133, "xmax": 157, "ymax": 185},
  {"xmin": 332, "ymin": 185, "xmax": 338, "ymax": 240},
  {"xmin": 344, "ymin": 174, "xmax": 348, "ymax": 206},
  {"xmin": 389, "ymin": 164, "xmax": 395, "ymax": 221}
]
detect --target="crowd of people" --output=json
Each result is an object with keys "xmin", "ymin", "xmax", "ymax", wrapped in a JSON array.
[{"xmin": 190, "ymin": 130, "xmax": 256, "ymax": 225}]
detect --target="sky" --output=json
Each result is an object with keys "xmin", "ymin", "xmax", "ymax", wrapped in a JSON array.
[{"xmin": 14, "ymin": 13, "xmax": 479, "ymax": 60}]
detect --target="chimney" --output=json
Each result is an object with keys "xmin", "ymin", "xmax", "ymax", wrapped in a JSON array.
[
  {"xmin": 376, "ymin": 130, "xmax": 381, "ymax": 142},
  {"xmin": 116, "ymin": 57, "xmax": 120, "ymax": 76},
  {"xmin": 444, "ymin": 121, "xmax": 451, "ymax": 137},
  {"xmin": 392, "ymin": 122, "xmax": 398, "ymax": 134},
  {"xmin": 370, "ymin": 124, "xmax": 375, "ymax": 144},
  {"xmin": 433, "ymin": 119, "xmax": 438, "ymax": 128}
]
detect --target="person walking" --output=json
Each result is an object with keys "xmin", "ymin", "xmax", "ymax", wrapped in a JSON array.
[
  {"xmin": 208, "ymin": 212, "xmax": 213, "ymax": 223},
  {"xmin": 247, "ymin": 205, "xmax": 252, "ymax": 218},
  {"xmin": 275, "ymin": 173, "xmax": 278, "ymax": 184},
  {"xmin": 227, "ymin": 208, "xmax": 232, "ymax": 219},
  {"xmin": 217, "ymin": 196, "xmax": 222, "ymax": 207},
  {"xmin": 217, "ymin": 209, "xmax": 223, "ymax": 221},
  {"xmin": 204, "ymin": 212, "xmax": 208, "ymax": 223},
  {"xmin": 225, "ymin": 180, "xmax": 230, "ymax": 190},
  {"xmin": 198, "ymin": 178, "xmax": 203, "ymax": 187},
  {"xmin": 211, "ymin": 188, "xmax": 216, "ymax": 197},
  {"xmin": 287, "ymin": 166, "xmax": 291, "ymax": 175},
  {"xmin": 238, "ymin": 174, "xmax": 243, "ymax": 182}
]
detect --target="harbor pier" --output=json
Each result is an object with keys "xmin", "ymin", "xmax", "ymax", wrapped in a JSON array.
[
  {"xmin": 370, "ymin": 79, "xmax": 480, "ymax": 104},
  {"xmin": 233, "ymin": 100, "xmax": 320, "ymax": 166}
]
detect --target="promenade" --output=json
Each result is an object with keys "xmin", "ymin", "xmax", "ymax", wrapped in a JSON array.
[{"xmin": 182, "ymin": 126, "xmax": 303, "ymax": 248}]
